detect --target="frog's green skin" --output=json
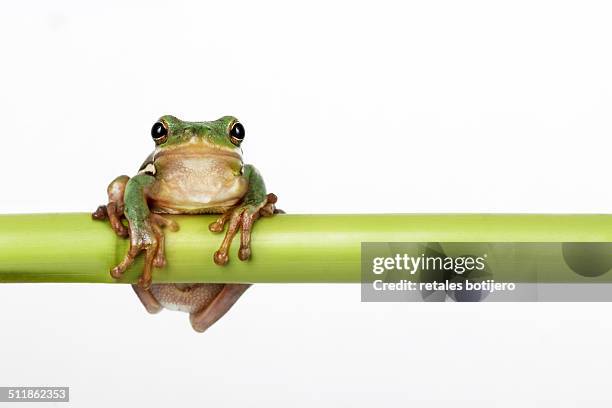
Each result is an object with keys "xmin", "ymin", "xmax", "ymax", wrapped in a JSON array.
[{"xmin": 92, "ymin": 115, "xmax": 278, "ymax": 332}]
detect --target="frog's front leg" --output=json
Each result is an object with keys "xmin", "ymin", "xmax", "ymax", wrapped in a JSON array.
[
  {"xmin": 209, "ymin": 164, "xmax": 279, "ymax": 265},
  {"xmin": 111, "ymin": 173, "xmax": 178, "ymax": 288}
]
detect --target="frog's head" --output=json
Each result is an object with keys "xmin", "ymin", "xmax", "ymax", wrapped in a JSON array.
[{"xmin": 151, "ymin": 115, "xmax": 245, "ymax": 159}]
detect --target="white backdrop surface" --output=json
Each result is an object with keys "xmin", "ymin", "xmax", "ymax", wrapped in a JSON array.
[{"xmin": 1, "ymin": 1, "xmax": 612, "ymax": 407}]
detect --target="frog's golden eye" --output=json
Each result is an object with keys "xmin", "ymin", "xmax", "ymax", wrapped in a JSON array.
[
  {"xmin": 151, "ymin": 121, "xmax": 168, "ymax": 144},
  {"xmin": 229, "ymin": 122, "xmax": 245, "ymax": 146}
]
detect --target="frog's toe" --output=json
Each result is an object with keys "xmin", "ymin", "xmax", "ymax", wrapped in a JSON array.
[
  {"xmin": 216, "ymin": 209, "xmax": 256, "ymax": 263},
  {"xmin": 214, "ymin": 250, "xmax": 229, "ymax": 266},
  {"xmin": 259, "ymin": 193, "xmax": 281, "ymax": 217},
  {"xmin": 93, "ymin": 202, "xmax": 129, "ymax": 237},
  {"xmin": 138, "ymin": 274, "xmax": 153, "ymax": 290},
  {"xmin": 153, "ymin": 255, "xmax": 166, "ymax": 268},
  {"xmin": 212, "ymin": 208, "xmax": 248, "ymax": 265},
  {"xmin": 94, "ymin": 175, "xmax": 131, "ymax": 237},
  {"xmin": 151, "ymin": 213, "xmax": 179, "ymax": 232},
  {"xmin": 211, "ymin": 193, "xmax": 281, "ymax": 265},
  {"xmin": 266, "ymin": 193, "xmax": 278, "ymax": 204},
  {"xmin": 238, "ymin": 246, "xmax": 251, "ymax": 261},
  {"xmin": 92, "ymin": 205, "xmax": 108, "ymax": 220},
  {"xmin": 111, "ymin": 219, "xmax": 165, "ymax": 286},
  {"xmin": 110, "ymin": 265, "xmax": 125, "ymax": 279},
  {"xmin": 150, "ymin": 215, "xmax": 177, "ymax": 268},
  {"xmin": 260, "ymin": 203, "xmax": 275, "ymax": 217},
  {"xmin": 209, "ymin": 211, "xmax": 231, "ymax": 233},
  {"xmin": 209, "ymin": 221, "xmax": 224, "ymax": 233},
  {"xmin": 112, "ymin": 219, "xmax": 175, "ymax": 285}
]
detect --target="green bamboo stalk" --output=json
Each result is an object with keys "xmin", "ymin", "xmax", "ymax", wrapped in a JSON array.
[{"xmin": 0, "ymin": 213, "xmax": 611, "ymax": 283}]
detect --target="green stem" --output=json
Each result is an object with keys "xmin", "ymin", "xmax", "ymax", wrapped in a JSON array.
[{"xmin": 0, "ymin": 213, "xmax": 611, "ymax": 283}]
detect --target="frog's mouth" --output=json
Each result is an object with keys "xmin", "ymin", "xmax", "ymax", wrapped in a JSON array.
[{"xmin": 154, "ymin": 141, "xmax": 242, "ymax": 162}]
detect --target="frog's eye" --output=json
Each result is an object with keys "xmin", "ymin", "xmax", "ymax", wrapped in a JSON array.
[
  {"xmin": 151, "ymin": 121, "xmax": 168, "ymax": 144},
  {"xmin": 229, "ymin": 122, "xmax": 245, "ymax": 146}
]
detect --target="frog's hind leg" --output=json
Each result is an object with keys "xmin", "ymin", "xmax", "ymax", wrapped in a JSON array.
[
  {"xmin": 132, "ymin": 284, "xmax": 163, "ymax": 314},
  {"xmin": 189, "ymin": 284, "xmax": 251, "ymax": 333},
  {"xmin": 92, "ymin": 175, "xmax": 131, "ymax": 238},
  {"xmin": 132, "ymin": 283, "xmax": 249, "ymax": 332}
]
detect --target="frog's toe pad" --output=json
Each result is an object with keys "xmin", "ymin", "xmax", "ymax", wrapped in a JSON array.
[
  {"xmin": 238, "ymin": 246, "xmax": 251, "ymax": 261},
  {"xmin": 213, "ymin": 250, "xmax": 229, "ymax": 266},
  {"xmin": 92, "ymin": 205, "xmax": 108, "ymax": 220},
  {"xmin": 153, "ymin": 257, "xmax": 166, "ymax": 268},
  {"xmin": 110, "ymin": 266, "xmax": 124, "ymax": 279},
  {"xmin": 209, "ymin": 221, "xmax": 224, "ymax": 233}
]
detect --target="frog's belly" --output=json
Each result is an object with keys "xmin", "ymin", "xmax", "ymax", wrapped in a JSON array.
[
  {"xmin": 147, "ymin": 157, "xmax": 248, "ymax": 214},
  {"xmin": 149, "ymin": 283, "xmax": 225, "ymax": 313}
]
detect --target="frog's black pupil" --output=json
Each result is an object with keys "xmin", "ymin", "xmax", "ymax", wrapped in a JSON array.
[
  {"xmin": 230, "ymin": 122, "xmax": 245, "ymax": 140},
  {"xmin": 151, "ymin": 122, "xmax": 167, "ymax": 140}
]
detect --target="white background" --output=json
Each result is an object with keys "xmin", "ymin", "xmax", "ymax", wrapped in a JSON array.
[{"xmin": 1, "ymin": 1, "xmax": 612, "ymax": 407}]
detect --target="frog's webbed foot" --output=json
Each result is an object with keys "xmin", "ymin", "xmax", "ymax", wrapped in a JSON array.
[
  {"xmin": 209, "ymin": 193, "xmax": 279, "ymax": 265},
  {"xmin": 111, "ymin": 213, "xmax": 179, "ymax": 289},
  {"xmin": 91, "ymin": 175, "xmax": 130, "ymax": 238}
]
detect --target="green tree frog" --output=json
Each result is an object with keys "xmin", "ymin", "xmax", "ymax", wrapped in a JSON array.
[{"xmin": 92, "ymin": 115, "xmax": 280, "ymax": 332}]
